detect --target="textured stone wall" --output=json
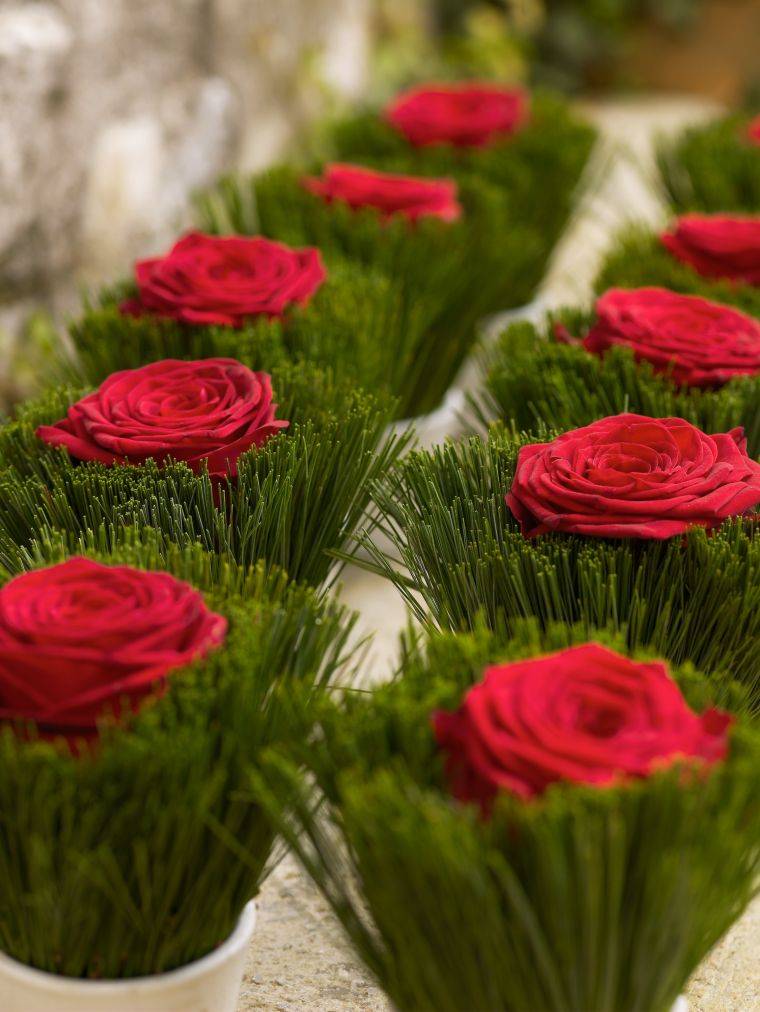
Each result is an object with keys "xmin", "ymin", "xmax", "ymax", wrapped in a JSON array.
[{"xmin": 0, "ymin": 0, "xmax": 371, "ymax": 343}]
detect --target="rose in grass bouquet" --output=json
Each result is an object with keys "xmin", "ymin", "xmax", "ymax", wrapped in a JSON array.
[
  {"xmin": 198, "ymin": 159, "xmax": 529, "ymax": 418},
  {"xmin": 657, "ymin": 112, "xmax": 760, "ymax": 215},
  {"xmin": 0, "ymin": 346, "xmax": 404, "ymax": 589},
  {"xmin": 328, "ymin": 81, "xmax": 596, "ymax": 264},
  {"xmin": 67, "ymin": 230, "xmax": 422, "ymax": 413},
  {"xmin": 364, "ymin": 413, "xmax": 760, "ymax": 708},
  {"xmin": 0, "ymin": 534, "xmax": 353, "ymax": 985},
  {"xmin": 596, "ymin": 214, "xmax": 760, "ymax": 319},
  {"xmin": 255, "ymin": 620, "xmax": 760, "ymax": 1012},
  {"xmin": 196, "ymin": 82, "xmax": 597, "ymax": 418},
  {"xmin": 476, "ymin": 287, "xmax": 760, "ymax": 454}
]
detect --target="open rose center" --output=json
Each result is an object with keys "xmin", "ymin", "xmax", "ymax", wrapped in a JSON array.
[
  {"xmin": 433, "ymin": 644, "xmax": 731, "ymax": 808},
  {"xmin": 36, "ymin": 358, "xmax": 289, "ymax": 480},
  {"xmin": 506, "ymin": 413, "xmax": 760, "ymax": 539},
  {"xmin": 0, "ymin": 558, "xmax": 227, "ymax": 738},
  {"xmin": 583, "ymin": 288, "xmax": 760, "ymax": 388},
  {"xmin": 120, "ymin": 232, "xmax": 326, "ymax": 327}
]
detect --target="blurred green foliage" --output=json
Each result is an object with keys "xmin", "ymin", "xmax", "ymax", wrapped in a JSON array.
[{"xmin": 373, "ymin": 0, "xmax": 704, "ymax": 94}]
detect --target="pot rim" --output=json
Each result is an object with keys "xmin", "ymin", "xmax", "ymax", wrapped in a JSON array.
[{"xmin": 0, "ymin": 899, "xmax": 256, "ymax": 995}]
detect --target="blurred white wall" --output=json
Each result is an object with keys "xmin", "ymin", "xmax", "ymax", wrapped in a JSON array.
[{"xmin": 0, "ymin": 0, "xmax": 372, "ymax": 337}]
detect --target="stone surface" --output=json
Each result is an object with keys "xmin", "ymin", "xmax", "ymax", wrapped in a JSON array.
[
  {"xmin": 0, "ymin": 3, "xmax": 72, "ymax": 291},
  {"xmin": 213, "ymin": 0, "xmax": 370, "ymax": 171},
  {"xmin": 79, "ymin": 76, "xmax": 238, "ymax": 282}
]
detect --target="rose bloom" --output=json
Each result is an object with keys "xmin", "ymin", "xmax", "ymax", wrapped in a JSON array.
[
  {"xmin": 745, "ymin": 114, "xmax": 760, "ymax": 145},
  {"xmin": 583, "ymin": 287, "xmax": 760, "ymax": 387},
  {"xmin": 433, "ymin": 643, "xmax": 731, "ymax": 809},
  {"xmin": 36, "ymin": 358, "xmax": 288, "ymax": 480},
  {"xmin": 0, "ymin": 558, "xmax": 226, "ymax": 742},
  {"xmin": 386, "ymin": 82, "xmax": 529, "ymax": 148},
  {"xmin": 661, "ymin": 214, "xmax": 760, "ymax": 285},
  {"xmin": 506, "ymin": 413, "xmax": 760, "ymax": 539},
  {"xmin": 303, "ymin": 163, "xmax": 461, "ymax": 223},
  {"xmin": 120, "ymin": 231, "xmax": 326, "ymax": 327}
]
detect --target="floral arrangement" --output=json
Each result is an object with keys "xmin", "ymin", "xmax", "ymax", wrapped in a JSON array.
[
  {"xmin": 596, "ymin": 214, "xmax": 760, "ymax": 318},
  {"xmin": 476, "ymin": 287, "xmax": 760, "ymax": 454},
  {"xmin": 68, "ymin": 231, "xmax": 420, "ymax": 414},
  {"xmin": 0, "ymin": 535, "xmax": 353, "ymax": 977},
  {"xmin": 2, "ymin": 71, "xmax": 758, "ymax": 1009},
  {"xmin": 362, "ymin": 419, "xmax": 760, "ymax": 707},
  {"xmin": 657, "ymin": 112, "xmax": 760, "ymax": 214},
  {"xmin": 0, "ymin": 354, "xmax": 403, "ymax": 588},
  {"xmin": 326, "ymin": 84, "xmax": 597, "ymax": 265},
  {"xmin": 196, "ymin": 85, "xmax": 596, "ymax": 417},
  {"xmin": 256, "ymin": 620, "xmax": 760, "ymax": 1012}
]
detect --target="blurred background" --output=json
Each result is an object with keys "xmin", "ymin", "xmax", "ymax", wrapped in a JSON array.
[{"xmin": 1, "ymin": 0, "xmax": 758, "ymax": 402}]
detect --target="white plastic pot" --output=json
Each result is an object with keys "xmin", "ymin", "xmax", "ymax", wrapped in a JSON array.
[{"xmin": 0, "ymin": 900, "xmax": 256, "ymax": 1012}]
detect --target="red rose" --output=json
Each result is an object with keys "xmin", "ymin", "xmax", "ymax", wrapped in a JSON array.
[
  {"xmin": 583, "ymin": 287, "xmax": 760, "ymax": 387},
  {"xmin": 506, "ymin": 414, "xmax": 760, "ymax": 539},
  {"xmin": 386, "ymin": 82, "xmax": 529, "ymax": 149},
  {"xmin": 745, "ymin": 115, "xmax": 760, "ymax": 145},
  {"xmin": 0, "ymin": 558, "xmax": 226, "ymax": 741},
  {"xmin": 36, "ymin": 358, "xmax": 288, "ymax": 480},
  {"xmin": 661, "ymin": 214, "xmax": 760, "ymax": 285},
  {"xmin": 433, "ymin": 643, "xmax": 731, "ymax": 809},
  {"xmin": 120, "ymin": 231, "xmax": 326, "ymax": 327},
  {"xmin": 303, "ymin": 163, "xmax": 461, "ymax": 223}
]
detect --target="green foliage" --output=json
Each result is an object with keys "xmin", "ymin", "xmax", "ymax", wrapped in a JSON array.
[
  {"xmin": 198, "ymin": 165, "xmax": 544, "ymax": 417},
  {"xmin": 67, "ymin": 261, "xmax": 419, "ymax": 418},
  {"xmin": 255, "ymin": 620, "xmax": 760, "ymax": 1012},
  {"xmin": 475, "ymin": 313, "xmax": 760, "ymax": 456},
  {"xmin": 0, "ymin": 534, "xmax": 356, "ymax": 978},
  {"xmin": 0, "ymin": 363, "xmax": 406, "ymax": 589},
  {"xmin": 657, "ymin": 114, "xmax": 760, "ymax": 214},
  {"xmin": 357, "ymin": 429, "xmax": 760, "ymax": 707},
  {"xmin": 595, "ymin": 226, "xmax": 760, "ymax": 318}
]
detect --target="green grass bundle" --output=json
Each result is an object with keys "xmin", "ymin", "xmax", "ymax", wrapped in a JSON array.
[
  {"xmin": 360, "ymin": 428, "xmax": 760, "ymax": 707},
  {"xmin": 256, "ymin": 621, "xmax": 760, "ymax": 1012},
  {"xmin": 476, "ymin": 311, "xmax": 760, "ymax": 456},
  {"xmin": 657, "ymin": 114, "xmax": 760, "ymax": 214},
  {"xmin": 596, "ymin": 227, "xmax": 760, "ymax": 318},
  {"xmin": 197, "ymin": 165, "xmax": 543, "ymax": 418},
  {"xmin": 68, "ymin": 258, "xmax": 419, "ymax": 410},
  {"xmin": 0, "ymin": 534, "xmax": 355, "ymax": 978},
  {"xmin": 0, "ymin": 360, "xmax": 403, "ymax": 588}
]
